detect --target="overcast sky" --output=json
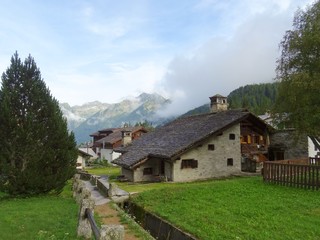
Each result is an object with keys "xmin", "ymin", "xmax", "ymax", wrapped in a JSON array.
[{"xmin": 0, "ymin": 0, "xmax": 313, "ymax": 115}]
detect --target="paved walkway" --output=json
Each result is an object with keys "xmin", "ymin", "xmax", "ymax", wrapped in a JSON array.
[{"xmin": 83, "ymin": 180, "xmax": 110, "ymax": 205}]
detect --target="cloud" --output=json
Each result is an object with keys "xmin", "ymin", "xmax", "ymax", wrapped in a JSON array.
[
  {"xmin": 158, "ymin": 0, "xmax": 306, "ymax": 117},
  {"xmin": 47, "ymin": 61, "xmax": 166, "ymax": 106},
  {"xmin": 0, "ymin": 0, "xmax": 312, "ymax": 111}
]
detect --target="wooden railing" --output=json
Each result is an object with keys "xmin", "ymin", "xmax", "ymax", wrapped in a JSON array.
[
  {"xmin": 263, "ymin": 158, "xmax": 320, "ymax": 190},
  {"xmin": 85, "ymin": 208, "xmax": 101, "ymax": 239},
  {"xmin": 74, "ymin": 173, "xmax": 125, "ymax": 240}
]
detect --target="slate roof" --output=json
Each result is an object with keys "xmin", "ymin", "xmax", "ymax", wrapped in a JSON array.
[
  {"xmin": 96, "ymin": 129, "xmax": 122, "ymax": 145},
  {"xmin": 96, "ymin": 126, "xmax": 147, "ymax": 146},
  {"xmin": 78, "ymin": 149, "xmax": 93, "ymax": 157},
  {"xmin": 113, "ymin": 109, "xmax": 268, "ymax": 169},
  {"xmin": 78, "ymin": 148, "xmax": 98, "ymax": 158},
  {"xmin": 90, "ymin": 128, "xmax": 118, "ymax": 137}
]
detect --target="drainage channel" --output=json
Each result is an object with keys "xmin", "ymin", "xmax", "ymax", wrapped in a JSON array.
[{"xmin": 122, "ymin": 201, "xmax": 198, "ymax": 240}]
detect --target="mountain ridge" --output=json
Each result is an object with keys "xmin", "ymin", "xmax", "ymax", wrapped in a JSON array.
[{"xmin": 60, "ymin": 93, "xmax": 170, "ymax": 143}]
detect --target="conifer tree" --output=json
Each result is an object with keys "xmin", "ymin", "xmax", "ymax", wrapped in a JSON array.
[{"xmin": 0, "ymin": 52, "xmax": 77, "ymax": 195}]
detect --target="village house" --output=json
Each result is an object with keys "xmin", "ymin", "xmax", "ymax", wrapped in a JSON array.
[
  {"xmin": 112, "ymin": 95, "xmax": 271, "ymax": 182},
  {"xmin": 260, "ymin": 114, "xmax": 319, "ymax": 161},
  {"xmin": 90, "ymin": 126, "xmax": 148, "ymax": 163},
  {"xmin": 268, "ymin": 129, "xmax": 309, "ymax": 161},
  {"xmin": 77, "ymin": 149, "xmax": 93, "ymax": 170}
]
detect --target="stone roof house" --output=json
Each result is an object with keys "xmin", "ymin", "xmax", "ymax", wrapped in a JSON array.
[{"xmin": 113, "ymin": 95, "xmax": 271, "ymax": 182}]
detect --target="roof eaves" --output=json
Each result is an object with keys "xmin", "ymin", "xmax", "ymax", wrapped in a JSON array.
[
  {"xmin": 132, "ymin": 157, "xmax": 149, "ymax": 169},
  {"xmin": 78, "ymin": 149, "xmax": 93, "ymax": 157}
]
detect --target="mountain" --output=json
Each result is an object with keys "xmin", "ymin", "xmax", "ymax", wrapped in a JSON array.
[
  {"xmin": 181, "ymin": 103, "xmax": 210, "ymax": 117},
  {"xmin": 60, "ymin": 101, "xmax": 110, "ymax": 130},
  {"xmin": 61, "ymin": 93, "xmax": 170, "ymax": 143}
]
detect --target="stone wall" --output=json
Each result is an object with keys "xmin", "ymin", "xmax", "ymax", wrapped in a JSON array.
[
  {"xmin": 73, "ymin": 173, "xmax": 126, "ymax": 240},
  {"xmin": 126, "ymin": 202, "xmax": 196, "ymax": 240},
  {"xmin": 133, "ymin": 158, "xmax": 163, "ymax": 182},
  {"xmin": 121, "ymin": 168, "xmax": 134, "ymax": 182},
  {"xmin": 269, "ymin": 129, "xmax": 308, "ymax": 160},
  {"xmin": 172, "ymin": 124, "xmax": 242, "ymax": 182}
]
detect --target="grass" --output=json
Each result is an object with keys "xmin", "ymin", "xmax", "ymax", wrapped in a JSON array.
[
  {"xmin": 110, "ymin": 203, "xmax": 154, "ymax": 240},
  {"xmin": 85, "ymin": 166, "xmax": 181, "ymax": 193},
  {"xmin": 0, "ymin": 181, "xmax": 81, "ymax": 240},
  {"xmin": 86, "ymin": 165, "xmax": 120, "ymax": 180},
  {"xmin": 131, "ymin": 176, "xmax": 320, "ymax": 240}
]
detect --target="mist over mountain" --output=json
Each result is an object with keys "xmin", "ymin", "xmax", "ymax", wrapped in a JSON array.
[
  {"xmin": 60, "ymin": 93, "xmax": 171, "ymax": 143},
  {"xmin": 61, "ymin": 83, "xmax": 278, "ymax": 143}
]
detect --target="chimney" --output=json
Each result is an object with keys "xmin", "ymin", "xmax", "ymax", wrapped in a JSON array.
[
  {"xmin": 209, "ymin": 94, "xmax": 228, "ymax": 113},
  {"xmin": 121, "ymin": 129, "xmax": 132, "ymax": 146}
]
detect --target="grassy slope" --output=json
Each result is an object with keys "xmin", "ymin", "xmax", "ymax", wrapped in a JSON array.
[
  {"xmin": 132, "ymin": 176, "xmax": 320, "ymax": 240},
  {"xmin": 0, "ymin": 183, "xmax": 80, "ymax": 240}
]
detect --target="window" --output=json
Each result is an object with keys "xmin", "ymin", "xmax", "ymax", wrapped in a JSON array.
[
  {"xmin": 229, "ymin": 134, "xmax": 236, "ymax": 140},
  {"xmin": 227, "ymin": 158, "xmax": 233, "ymax": 166},
  {"xmin": 181, "ymin": 159, "xmax": 198, "ymax": 169},
  {"xmin": 208, "ymin": 144, "xmax": 215, "ymax": 151},
  {"xmin": 143, "ymin": 168, "xmax": 153, "ymax": 175}
]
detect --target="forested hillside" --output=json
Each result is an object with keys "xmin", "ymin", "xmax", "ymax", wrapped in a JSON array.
[
  {"xmin": 228, "ymin": 82, "xmax": 278, "ymax": 115},
  {"xmin": 182, "ymin": 82, "xmax": 279, "ymax": 117}
]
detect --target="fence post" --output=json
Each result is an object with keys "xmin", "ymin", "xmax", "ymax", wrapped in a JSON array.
[
  {"xmin": 99, "ymin": 224, "xmax": 124, "ymax": 240},
  {"xmin": 77, "ymin": 198, "xmax": 95, "ymax": 239}
]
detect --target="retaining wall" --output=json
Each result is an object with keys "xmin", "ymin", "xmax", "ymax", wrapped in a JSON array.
[{"xmin": 125, "ymin": 202, "xmax": 197, "ymax": 240}]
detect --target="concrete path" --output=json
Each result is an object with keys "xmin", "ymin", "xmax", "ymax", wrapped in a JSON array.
[{"xmin": 83, "ymin": 180, "xmax": 110, "ymax": 206}]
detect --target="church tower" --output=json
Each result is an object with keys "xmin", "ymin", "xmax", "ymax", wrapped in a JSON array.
[{"xmin": 209, "ymin": 94, "xmax": 228, "ymax": 113}]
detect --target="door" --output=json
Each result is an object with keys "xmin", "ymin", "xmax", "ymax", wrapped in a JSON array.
[{"xmin": 160, "ymin": 160, "xmax": 165, "ymax": 175}]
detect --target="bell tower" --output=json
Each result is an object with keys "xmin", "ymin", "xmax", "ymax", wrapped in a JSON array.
[{"xmin": 209, "ymin": 94, "xmax": 228, "ymax": 113}]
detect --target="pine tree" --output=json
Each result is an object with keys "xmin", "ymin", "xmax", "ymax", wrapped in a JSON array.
[{"xmin": 0, "ymin": 52, "xmax": 77, "ymax": 195}]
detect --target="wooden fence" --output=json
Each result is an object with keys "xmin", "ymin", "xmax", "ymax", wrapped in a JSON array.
[{"xmin": 263, "ymin": 158, "xmax": 320, "ymax": 190}]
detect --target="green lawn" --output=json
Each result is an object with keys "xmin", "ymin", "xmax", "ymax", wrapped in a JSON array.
[
  {"xmin": 86, "ymin": 165, "xmax": 120, "ymax": 180},
  {"xmin": 0, "ymin": 182, "xmax": 81, "ymax": 240},
  {"xmin": 131, "ymin": 176, "xmax": 320, "ymax": 240}
]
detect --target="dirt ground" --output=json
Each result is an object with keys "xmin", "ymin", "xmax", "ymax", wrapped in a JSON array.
[{"xmin": 95, "ymin": 203, "xmax": 141, "ymax": 240}]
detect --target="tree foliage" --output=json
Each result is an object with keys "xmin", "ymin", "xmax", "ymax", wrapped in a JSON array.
[
  {"xmin": 134, "ymin": 120, "xmax": 155, "ymax": 131},
  {"xmin": 228, "ymin": 83, "xmax": 278, "ymax": 115},
  {"xmin": 275, "ymin": 1, "xmax": 320, "ymax": 136},
  {"xmin": 0, "ymin": 52, "xmax": 77, "ymax": 195}
]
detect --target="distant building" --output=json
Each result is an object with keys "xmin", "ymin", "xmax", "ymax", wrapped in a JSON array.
[
  {"xmin": 77, "ymin": 149, "xmax": 93, "ymax": 170},
  {"xmin": 90, "ymin": 126, "xmax": 148, "ymax": 163}
]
